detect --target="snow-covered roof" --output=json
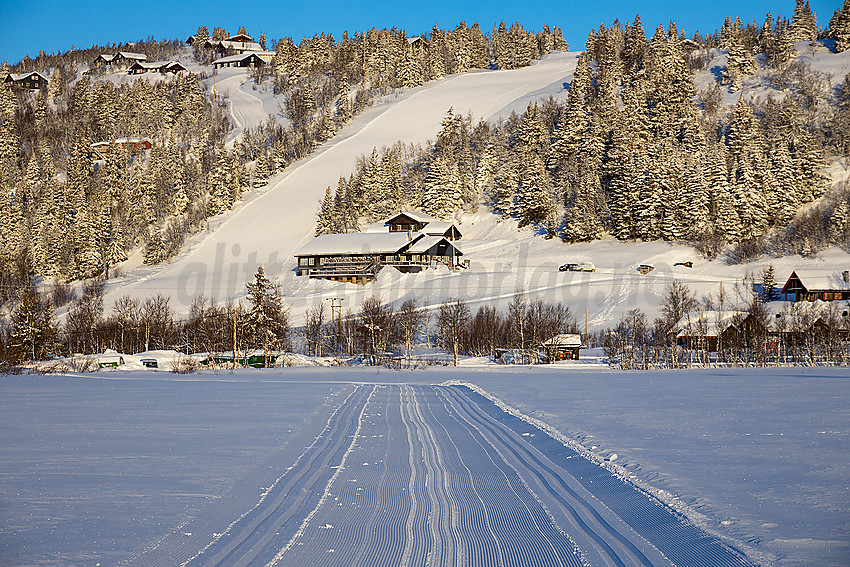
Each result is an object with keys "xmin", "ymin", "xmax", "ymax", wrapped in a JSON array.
[
  {"xmin": 115, "ymin": 137, "xmax": 152, "ymax": 144},
  {"xmin": 6, "ymin": 72, "xmax": 46, "ymax": 81},
  {"xmin": 781, "ymin": 270, "xmax": 850, "ymax": 292},
  {"xmin": 383, "ymin": 211, "xmax": 439, "ymax": 224},
  {"xmin": 213, "ymin": 53, "xmax": 264, "ymax": 64},
  {"xmin": 541, "ymin": 334, "xmax": 582, "ymax": 347},
  {"xmin": 423, "ymin": 221, "xmax": 458, "ymax": 235},
  {"xmin": 118, "ymin": 51, "xmax": 147, "ymax": 60},
  {"xmin": 764, "ymin": 300, "xmax": 850, "ymax": 331},
  {"xmin": 218, "ymin": 40, "xmax": 262, "ymax": 52},
  {"xmin": 225, "ymin": 33, "xmax": 254, "ymax": 42},
  {"xmin": 130, "ymin": 60, "xmax": 183, "ymax": 70},
  {"xmin": 295, "ymin": 232, "xmax": 423, "ymax": 256},
  {"xmin": 405, "ymin": 236, "xmax": 462, "ymax": 254},
  {"xmin": 676, "ymin": 311, "xmax": 747, "ymax": 338}
]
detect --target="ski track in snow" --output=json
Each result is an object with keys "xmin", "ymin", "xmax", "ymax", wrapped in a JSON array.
[{"xmin": 143, "ymin": 383, "xmax": 755, "ymax": 567}]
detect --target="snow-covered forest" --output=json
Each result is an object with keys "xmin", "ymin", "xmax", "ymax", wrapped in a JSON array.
[{"xmin": 318, "ymin": 3, "xmax": 850, "ymax": 260}]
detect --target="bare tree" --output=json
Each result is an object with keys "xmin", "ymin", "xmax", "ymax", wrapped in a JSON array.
[
  {"xmin": 468, "ymin": 304, "xmax": 504, "ymax": 358},
  {"xmin": 507, "ymin": 289, "xmax": 528, "ymax": 363},
  {"xmin": 304, "ymin": 302, "xmax": 326, "ymax": 357},
  {"xmin": 398, "ymin": 299, "xmax": 424, "ymax": 359},
  {"xmin": 438, "ymin": 298, "xmax": 470, "ymax": 366}
]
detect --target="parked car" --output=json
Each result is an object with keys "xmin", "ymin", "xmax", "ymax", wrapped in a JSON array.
[{"xmin": 559, "ymin": 262, "xmax": 596, "ymax": 272}]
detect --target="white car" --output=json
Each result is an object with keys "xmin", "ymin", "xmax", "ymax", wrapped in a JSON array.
[{"xmin": 559, "ymin": 262, "xmax": 596, "ymax": 272}]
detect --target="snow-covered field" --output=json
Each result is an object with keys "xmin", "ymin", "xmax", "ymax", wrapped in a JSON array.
[{"xmin": 1, "ymin": 366, "xmax": 846, "ymax": 566}]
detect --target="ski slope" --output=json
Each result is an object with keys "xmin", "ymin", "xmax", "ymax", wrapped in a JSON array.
[{"xmin": 100, "ymin": 52, "xmax": 580, "ymax": 317}]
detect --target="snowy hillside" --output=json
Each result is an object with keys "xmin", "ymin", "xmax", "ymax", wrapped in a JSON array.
[
  {"xmin": 99, "ymin": 42, "xmax": 850, "ymax": 328},
  {"xmin": 99, "ymin": 51, "xmax": 581, "ymax": 319}
]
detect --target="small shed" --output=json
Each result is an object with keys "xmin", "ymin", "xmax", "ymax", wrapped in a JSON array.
[
  {"xmin": 638, "ymin": 264, "xmax": 655, "ymax": 275},
  {"xmin": 98, "ymin": 354, "xmax": 125, "ymax": 368},
  {"xmin": 540, "ymin": 334, "xmax": 582, "ymax": 362},
  {"xmin": 140, "ymin": 358, "xmax": 158, "ymax": 368},
  {"xmin": 114, "ymin": 137, "xmax": 153, "ymax": 152}
]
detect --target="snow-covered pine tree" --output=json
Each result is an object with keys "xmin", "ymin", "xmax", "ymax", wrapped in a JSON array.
[
  {"xmin": 316, "ymin": 186, "xmax": 336, "ymax": 235},
  {"xmin": 493, "ymin": 161, "xmax": 517, "ymax": 219},
  {"xmin": 9, "ymin": 293, "xmax": 57, "ymax": 363},
  {"xmin": 723, "ymin": 32, "xmax": 757, "ymax": 90},
  {"xmin": 831, "ymin": 1, "xmax": 850, "ymax": 51},
  {"xmin": 245, "ymin": 265, "xmax": 288, "ymax": 363},
  {"xmin": 790, "ymin": 0, "xmax": 819, "ymax": 42},
  {"xmin": 318, "ymin": 106, "xmax": 335, "ymax": 142},
  {"xmin": 515, "ymin": 150, "xmax": 554, "ymax": 228},
  {"xmin": 635, "ymin": 142, "xmax": 665, "ymax": 240},
  {"xmin": 336, "ymin": 75, "xmax": 352, "ymax": 125},
  {"xmin": 760, "ymin": 264, "xmax": 779, "ymax": 302},
  {"xmin": 563, "ymin": 172, "xmax": 603, "ymax": 242},
  {"xmin": 518, "ymin": 102, "xmax": 549, "ymax": 158},
  {"xmin": 767, "ymin": 140, "xmax": 799, "ymax": 225},
  {"xmin": 829, "ymin": 198, "xmax": 850, "ymax": 245},
  {"xmin": 428, "ymin": 25, "xmax": 447, "ymax": 80},
  {"xmin": 421, "ymin": 156, "xmax": 463, "ymax": 220}
]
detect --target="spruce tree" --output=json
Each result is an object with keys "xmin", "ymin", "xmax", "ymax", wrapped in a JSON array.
[
  {"xmin": 831, "ymin": 1, "xmax": 850, "ymax": 51},
  {"xmin": 760, "ymin": 265, "xmax": 779, "ymax": 302},
  {"xmin": 790, "ymin": 0, "xmax": 819, "ymax": 42},
  {"xmin": 515, "ymin": 150, "xmax": 553, "ymax": 228},
  {"xmin": 316, "ymin": 186, "xmax": 336, "ymax": 235},
  {"xmin": 9, "ymin": 293, "xmax": 57, "ymax": 363},
  {"xmin": 422, "ymin": 157, "xmax": 463, "ymax": 220},
  {"xmin": 245, "ymin": 266, "xmax": 288, "ymax": 364}
]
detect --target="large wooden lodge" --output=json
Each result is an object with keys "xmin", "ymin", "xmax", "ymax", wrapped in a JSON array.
[{"xmin": 295, "ymin": 212, "xmax": 465, "ymax": 283}]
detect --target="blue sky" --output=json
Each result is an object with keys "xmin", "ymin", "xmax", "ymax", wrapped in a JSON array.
[{"xmin": 0, "ymin": 0, "xmax": 840, "ymax": 64}]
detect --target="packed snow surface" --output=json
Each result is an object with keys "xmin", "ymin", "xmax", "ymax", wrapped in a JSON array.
[{"xmin": 1, "ymin": 366, "xmax": 846, "ymax": 566}]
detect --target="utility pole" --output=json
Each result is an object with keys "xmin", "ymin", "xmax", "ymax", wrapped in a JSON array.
[
  {"xmin": 585, "ymin": 308, "xmax": 588, "ymax": 349},
  {"xmin": 232, "ymin": 303, "xmax": 237, "ymax": 371},
  {"xmin": 325, "ymin": 298, "xmax": 344, "ymax": 354}
]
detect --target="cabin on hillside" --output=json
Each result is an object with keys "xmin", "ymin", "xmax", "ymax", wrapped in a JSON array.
[
  {"xmin": 205, "ymin": 38, "xmax": 263, "ymax": 54},
  {"xmin": 294, "ymin": 232, "xmax": 464, "ymax": 284},
  {"xmin": 128, "ymin": 60, "xmax": 186, "ymax": 74},
  {"xmin": 94, "ymin": 51, "xmax": 147, "ymax": 69},
  {"xmin": 114, "ymin": 137, "xmax": 153, "ymax": 152},
  {"xmin": 540, "ymin": 334, "xmax": 582, "ymax": 361},
  {"xmin": 407, "ymin": 36, "xmax": 429, "ymax": 51},
  {"xmin": 780, "ymin": 270, "xmax": 850, "ymax": 302},
  {"xmin": 225, "ymin": 33, "xmax": 255, "ymax": 43},
  {"xmin": 213, "ymin": 52, "xmax": 269, "ymax": 69},
  {"xmin": 4, "ymin": 72, "xmax": 47, "ymax": 91}
]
